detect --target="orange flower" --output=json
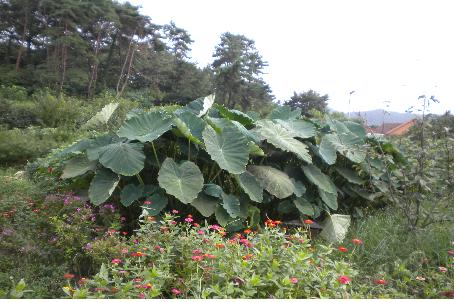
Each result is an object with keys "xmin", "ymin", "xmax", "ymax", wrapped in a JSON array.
[
  {"xmin": 242, "ymin": 254, "xmax": 253, "ymax": 260},
  {"xmin": 304, "ymin": 219, "xmax": 314, "ymax": 225},
  {"xmin": 244, "ymin": 229, "xmax": 252, "ymax": 234},
  {"xmin": 215, "ymin": 243, "xmax": 225, "ymax": 249},
  {"xmin": 64, "ymin": 273, "xmax": 75, "ymax": 279},
  {"xmin": 338, "ymin": 246, "xmax": 348, "ymax": 253}
]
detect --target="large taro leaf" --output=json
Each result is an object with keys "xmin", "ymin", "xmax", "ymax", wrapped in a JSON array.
[
  {"xmin": 120, "ymin": 184, "xmax": 144, "ymax": 207},
  {"xmin": 293, "ymin": 197, "xmax": 315, "ymax": 216},
  {"xmin": 83, "ymin": 103, "xmax": 119, "ymax": 129},
  {"xmin": 176, "ymin": 94, "xmax": 215, "ymax": 117},
  {"xmin": 318, "ymin": 188, "xmax": 338, "ymax": 210},
  {"xmin": 267, "ymin": 105, "xmax": 301, "ymax": 120},
  {"xmin": 173, "ymin": 111, "xmax": 206, "ymax": 145},
  {"xmin": 302, "ymin": 165, "xmax": 337, "ymax": 194},
  {"xmin": 86, "ymin": 135, "xmax": 120, "ymax": 161},
  {"xmin": 254, "ymin": 120, "xmax": 312, "ymax": 163},
  {"xmin": 202, "ymin": 125, "xmax": 249, "ymax": 174},
  {"xmin": 336, "ymin": 167, "xmax": 365, "ymax": 185},
  {"xmin": 275, "ymin": 119, "xmax": 316, "ymax": 139},
  {"xmin": 344, "ymin": 121, "xmax": 366, "ymax": 138},
  {"xmin": 157, "ymin": 158, "xmax": 204, "ymax": 204},
  {"xmin": 247, "ymin": 165, "xmax": 295, "ymax": 199},
  {"xmin": 97, "ymin": 141, "xmax": 145, "ymax": 176},
  {"xmin": 215, "ymin": 204, "xmax": 232, "ymax": 227},
  {"xmin": 221, "ymin": 192, "xmax": 241, "ymax": 218},
  {"xmin": 117, "ymin": 111, "xmax": 173, "ymax": 143},
  {"xmin": 235, "ymin": 171, "xmax": 263, "ymax": 203},
  {"xmin": 203, "ymin": 183, "xmax": 223, "ymax": 198},
  {"xmin": 61, "ymin": 156, "xmax": 97, "ymax": 179},
  {"xmin": 319, "ymin": 214, "xmax": 351, "ymax": 243},
  {"xmin": 213, "ymin": 103, "xmax": 255, "ymax": 128},
  {"xmin": 142, "ymin": 192, "xmax": 168, "ymax": 216},
  {"xmin": 191, "ymin": 192, "xmax": 219, "ymax": 217},
  {"xmin": 207, "ymin": 117, "xmax": 260, "ymax": 143},
  {"xmin": 318, "ymin": 134, "xmax": 338, "ymax": 165},
  {"xmin": 89, "ymin": 168, "xmax": 120, "ymax": 206}
]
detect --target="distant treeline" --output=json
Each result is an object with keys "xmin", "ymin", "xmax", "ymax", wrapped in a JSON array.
[{"xmin": 0, "ymin": 0, "xmax": 276, "ymax": 110}]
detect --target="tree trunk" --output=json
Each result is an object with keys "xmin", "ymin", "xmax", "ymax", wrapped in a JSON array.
[
  {"xmin": 58, "ymin": 22, "xmax": 69, "ymax": 97},
  {"xmin": 116, "ymin": 31, "xmax": 135, "ymax": 98},
  {"xmin": 87, "ymin": 31, "xmax": 101, "ymax": 98},
  {"xmin": 15, "ymin": 15, "xmax": 28, "ymax": 71}
]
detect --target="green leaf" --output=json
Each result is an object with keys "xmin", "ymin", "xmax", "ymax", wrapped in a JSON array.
[
  {"xmin": 293, "ymin": 197, "xmax": 315, "ymax": 216},
  {"xmin": 202, "ymin": 125, "xmax": 249, "ymax": 174},
  {"xmin": 213, "ymin": 104, "xmax": 255, "ymax": 127},
  {"xmin": 215, "ymin": 204, "xmax": 231, "ymax": 227},
  {"xmin": 157, "ymin": 158, "xmax": 204, "ymax": 204},
  {"xmin": 248, "ymin": 205, "xmax": 261, "ymax": 228},
  {"xmin": 221, "ymin": 192, "xmax": 241, "ymax": 218},
  {"xmin": 247, "ymin": 165, "xmax": 295, "ymax": 199},
  {"xmin": 275, "ymin": 119, "xmax": 316, "ymax": 138},
  {"xmin": 120, "ymin": 184, "xmax": 144, "ymax": 207},
  {"xmin": 318, "ymin": 188, "xmax": 338, "ymax": 210},
  {"xmin": 318, "ymin": 134, "xmax": 338, "ymax": 165},
  {"xmin": 117, "ymin": 111, "xmax": 173, "ymax": 143},
  {"xmin": 89, "ymin": 168, "xmax": 120, "ymax": 206},
  {"xmin": 208, "ymin": 117, "xmax": 260, "ymax": 143},
  {"xmin": 267, "ymin": 105, "xmax": 301, "ymax": 120},
  {"xmin": 336, "ymin": 167, "xmax": 365, "ymax": 185},
  {"xmin": 142, "ymin": 193, "xmax": 168, "ymax": 216},
  {"xmin": 83, "ymin": 103, "xmax": 119, "ymax": 129},
  {"xmin": 302, "ymin": 165, "xmax": 337, "ymax": 194},
  {"xmin": 319, "ymin": 214, "xmax": 351, "ymax": 243},
  {"xmin": 254, "ymin": 120, "xmax": 311, "ymax": 163},
  {"xmin": 248, "ymin": 142, "xmax": 265, "ymax": 156},
  {"xmin": 86, "ymin": 135, "xmax": 119, "ymax": 161},
  {"xmin": 173, "ymin": 111, "xmax": 206, "ymax": 145},
  {"xmin": 176, "ymin": 94, "xmax": 215, "ymax": 117},
  {"xmin": 236, "ymin": 171, "xmax": 263, "ymax": 203},
  {"xmin": 278, "ymin": 200, "xmax": 297, "ymax": 214},
  {"xmin": 191, "ymin": 192, "xmax": 219, "ymax": 217},
  {"xmin": 203, "ymin": 184, "xmax": 223, "ymax": 198},
  {"xmin": 61, "ymin": 156, "xmax": 97, "ymax": 179},
  {"xmin": 97, "ymin": 141, "xmax": 145, "ymax": 176},
  {"xmin": 292, "ymin": 179, "xmax": 307, "ymax": 197},
  {"xmin": 344, "ymin": 121, "xmax": 366, "ymax": 138}
]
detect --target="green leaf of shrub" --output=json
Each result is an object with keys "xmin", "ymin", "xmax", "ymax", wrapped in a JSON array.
[
  {"xmin": 202, "ymin": 125, "xmax": 249, "ymax": 174},
  {"xmin": 89, "ymin": 168, "xmax": 120, "ymax": 206},
  {"xmin": 173, "ymin": 111, "xmax": 205, "ymax": 145},
  {"xmin": 142, "ymin": 192, "xmax": 168, "ymax": 216},
  {"xmin": 191, "ymin": 192, "xmax": 219, "ymax": 217},
  {"xmin": 267, "ymin": 105, "xmax": 301, "ymax": 120},
  {"xmin": 336, "ymin": 167, "xmax": 365, "ymax": 185},
  {"xmin": 157, "ymin": 158, "xmax": 204, "ymax": 204},
  {"xmin": 61, "ymin": 156, "xmax": 97, "ymax": 179},
  {"xmin": 83, "ymin": 103, "xmax": 119, "ymax": 129},
  {"xmin": 97, "ymin": 141, "xmax": 145, "ymax": 176},
  {"xmin": 120, "ymin": 184, "xmax": 144, "ymax": 207},
  {"xmin": 117, "ymin": 111, "xmax": 173, "ymax": 142},
  {"xmin": 221, "ymin": 192, "xmax": 241, "ymax": 218},
  {"xmin": 318, "ymin": 188, "xmax": 338, "ymax": 210},
  {"xmin": 275, "ymin": 119, "xmax": 316, "ymax": 138},
  {"xmin": 319, "ymin": 214, "xmax": 351, "ymax": 243},
  {"xmin": 235, "ymin": 171, "xmax": 263, "ymax": 203},
  {"xmin": 318, "ymin": 134, "xmax": 338, "ymax": 165},
  {"xmin": 176, "ymin": 94, "xmax": 215, "ymax": 117},
  {"xmin": 247, "ymin": 165, "xmax": 295, "ymax": 199},
  {"xmin": 203, "ymin": 183, "xmax": 223, "ymax": 198},
  {"xmin": 213, "ymin": 103, "xmax": 255, "ymax": 127},
  {"xmin": 293, "ymin": 197, "xmax": 315, "ymax": 216},
  {"xmin": 302, "ymin": 164, "xmax": 337, "ymax": 194}
]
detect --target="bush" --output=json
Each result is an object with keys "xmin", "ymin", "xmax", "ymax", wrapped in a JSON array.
[{"xmin": 64, "ymin": 213, "xmax": 357, "ymax": 299}]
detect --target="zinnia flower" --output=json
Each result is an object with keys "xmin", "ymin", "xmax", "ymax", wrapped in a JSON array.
[
  {"xmin": 192, "ymin": 249, "xmax": 202, "ymax": 255},
  {"xmin": 352, "ymin": 238, "xmax": 363, "ymax": 245},
  {"xmin": 184, "ymin": 217, "xmax": 194, "ymax": 223},
  {"xmin": 111, "ymin": 258, "xmax": 122, "ymax": 264},
  {"xmin": 197, "ymin": 230, "xmax": 204, "ymax": 235},
  {"xmin": 374, "ymin": 279, "xmax": 387, "ymax": 285},
  {"xmin": 171, "ymin": 209, "xmax": 179, "ymax": 214},
  {"xmin": 215, "ymin": 243, "xmax": 225, "ymax": 249},
  {"xmin": 244, "ymin": 229, "xmax": 252, "ymax": 234},
  {"xmin": 242, "ymin": 254, "xmax": 253, "ymax": 260},
  {"xmin": 204, "ymin": 253, "xmax": 216, "ymax": 259},
  {"xmin": 338, "ymin": 275, "xmax": 351, "ymax": 284},
  {"xmin": 64, "ymin": 273, "xmax": 75, "ymax": 279},
  {"xmin": 304, "ymin": 219, "xmax": 314, "ymax": 225},
  {"xmin": 289, "ymin": 277, "xmax": 298, "ymax": 284},
  {"xmin": 448, "ymin": 250, "xmax": 454, "ymax": 256},
  {"xmin": 144, "ymin": 201, "xmax": 152, "ymax": 205},
  {"xmin": 439, "ymin": 266, "xmax": 447, "ymax": 273},
  {"xmin": 171, "ymin": 288, "xmax": 182, "ymax": 295},
  {"xmin": 338, "ymin": 246, "xmax": 348, "ymax": 252},
  {"xmin": 192, "ymin": 255, "xmax": 203, "ymax": 261}
]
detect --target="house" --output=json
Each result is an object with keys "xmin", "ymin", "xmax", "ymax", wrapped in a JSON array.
[{"xmin": 366, "ymin": 119, "xmax": 417, "ymax": 136}]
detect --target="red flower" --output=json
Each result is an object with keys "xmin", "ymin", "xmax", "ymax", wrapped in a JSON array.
[
  {"xmin": 374, "ymin": 279, "xmax": 387, "ymax": 285},
  {"xmin": 192, "ymin": 249, "xmax": 202, "ymax": 255},
  {"xmin": 289, "ymin": 277, "xmax": 298, "ymax": 284},
  {"xmin": 63, "ymin": 273, "xmax": 75, "ymax": 279},
  {"xmin": 193, "ymin": 223, "xmax": 200, "ymax": 227},
  {"xmin": 242, "ymin": 254, "xmax": 253, "ymax": 261},
  {"xmin": 244, "ymin": 229, "xmax": 252, "ymax": 234},
  {"xmin": 304, "ymin": 219, "xmax": 314, "ymax": 225},
  {"xmin": 338, "ymin": 246, "xmax": 348, "ymax": 253},
  {"xmin": 352, "ymin": 238, "xmax": 363, "ymax": 245},
  {"xmin": 192, "ymin": 255, "xmax": 203, "ymax": 261},
  {"xmin": 131, "ymin": 251, "xmax": 145, "ymax": 257},
  {"xmin": 338, "ymin": 275, "xmax": 351, "ymax": 284},
  {"xmin": 144, "ymin": 200, "xmax": 152, "ymax": 205},
  {"xmin": 215, "ymin": 243, "xmax": 225, "ymax": 249},
  {"xmin": 204, "ymin": 253, "xmax": 216, "ymax": 259},
  {"xmin": 171, "ymin": 288, "xmax": 182, "ymax": 295}
]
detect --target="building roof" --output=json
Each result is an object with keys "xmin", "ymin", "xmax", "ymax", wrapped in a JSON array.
[{"xmin": 366, "ymin": 119, "xmax": 417, "ymax": 136}]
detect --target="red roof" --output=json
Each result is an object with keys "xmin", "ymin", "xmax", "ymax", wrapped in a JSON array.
[{"xmin": 366, "ymin": 119, "xmax": 417, "ymax": 136}]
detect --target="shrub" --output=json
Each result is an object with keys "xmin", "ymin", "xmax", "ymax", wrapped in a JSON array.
[
  {"xmin": 49, "ymin": 95, "xmax": 404, "ymax": 231},
  {"xmin": 64, "ymin": 212, "xmax": 357, "ymax": 299}
]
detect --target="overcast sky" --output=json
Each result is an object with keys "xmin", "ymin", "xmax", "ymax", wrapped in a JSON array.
[{"xmin": 127, "ymin": 0, "xmax": 454, "ymax": 114}]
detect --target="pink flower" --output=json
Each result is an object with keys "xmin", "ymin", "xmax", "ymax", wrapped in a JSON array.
[
  {"xmin": 448, "ymin": 250, "xmax": 454, "ymax": 256},
  {"xmin": 192, "ymin": 255, "xmax": 203, "ymax": 261},
  {"xmin": 208, "ymin": 224, "xmax": 222, "ymax": 231},
  {"xmin": 439, "ymin": 266, "xmax": 447, "ymax": 273},
  {"xmin": 352, "ymin": 238, "xmax": 363, "ymax": 245},
  {"xmin": 197, "ymin": 230, "xmax": 205, "ymax": 235},
  {"xmin": 204, "ymin": 253, "xmax": 216, "ymax": 259},
  {"xmin": 338, "ymin": 275, "xmax": 351, "ymax": 284},
  {"xmin": 289, "ymin": 277, "xmax": 298, "ymax": 284},
  {"xmin": 138, "ymin": 293, "xmax": 145, "ymax": 299},
  {"xmin": 111, "ymin": 258, "xmax": 122, "ymax": 264},
  {"xmin": 192, "ymin": 249, "xmax": 202, "ymax": 255},
  {"xmin": 171, "ymin": 209, "xmax": 179, "ymax": 214},
  {"xmin": 144, "ymin": 201, "xmax": 152, "ymax": 205},
  {"xmin": 170, "ymin": 220, "xmax": 177, "ymax": 225},
  {"xmin": 171, "ymin": 288, "xmax": 181, "ymax": 295},
  {"xmin": 185, "ymin": 217, "xmax": 194, "ymax": 223}
]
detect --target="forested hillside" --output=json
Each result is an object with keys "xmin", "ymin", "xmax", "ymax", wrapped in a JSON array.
[{"xmin": 0, "ymin": 0, "xmax": 273, "ymax": 110}]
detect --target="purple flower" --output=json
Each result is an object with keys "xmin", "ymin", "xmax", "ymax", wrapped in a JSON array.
[
  {"xmin": 85, "ymin": 243, "xmax": 93, "ymax": 250},
  {"xmin": 76, "ymin": 208, "xmax": 81, "ymax": 212}
]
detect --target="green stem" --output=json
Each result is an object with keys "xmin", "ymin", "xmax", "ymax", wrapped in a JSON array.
[
  {"xmin": 209, "ymin": 169, "xmax": 221, "ymax": 183},
  {"xmin": 151, "ymin": 142, "xmax": 160, "ymax": 168},
  {"xmin": 188, "ymin": 139, "xmax": 191, "ymax": 161},
  {"xmin": 136, "ymin": 174, "xmax": 144, "ymax": 185}
]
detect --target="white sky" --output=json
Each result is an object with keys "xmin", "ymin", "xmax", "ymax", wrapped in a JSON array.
[{"xmin": 127, "ymin": 0, "xmax": 454, "ymax": 114}]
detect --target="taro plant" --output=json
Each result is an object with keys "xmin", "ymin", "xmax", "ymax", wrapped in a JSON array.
[{"xmin": 48, "ymin": 95, "xmax": 404, "ymax": 230}]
